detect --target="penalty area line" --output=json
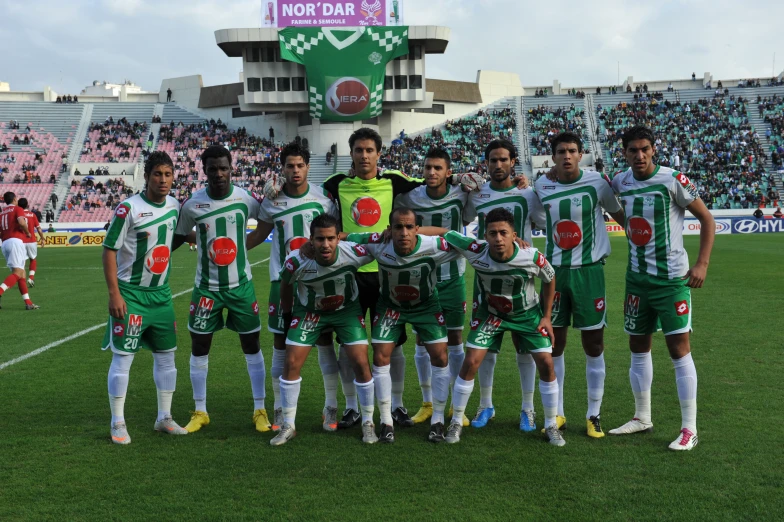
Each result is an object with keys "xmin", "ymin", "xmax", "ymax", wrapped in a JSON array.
[{"xmin": 0, "ymin": 256, "xmax": 270, "ymax": 372}]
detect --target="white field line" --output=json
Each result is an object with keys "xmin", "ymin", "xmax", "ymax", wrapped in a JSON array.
[{"xmin": 0, "ymin": 257, "xmax": 269, "ymax": 371}]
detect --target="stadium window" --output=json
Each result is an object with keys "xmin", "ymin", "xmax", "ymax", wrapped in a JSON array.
[
  {"xmin": 262, "ymin": 47, "xmax": 276, "ymax": 62},
  {"xmin": 409, "ymin": 75, "xmax": 423, "ymax": 89},
  {"xmin": 262, "ymin": 77, "xmax": 276, "ymax": 92},
  {"xmin": 384, "ymin": 75, "xmax": 394, "ymax": 90},
  {"xmin": 292, "ymin": 77, "xmax": 306, "ymax": 91},
  {"xmin": 413, "ymin": 104, "xmax": 445, "ymax": 114},
  {"xmin": 394, "ymin": 75, "xmax": 408, "ymax": 89},
  {"xmin": 247, "ymin": 47, "xmax": 260, "ymax": 63},
  {"xmin": 247, "ymin": 77, "xmax": 261, "ymax": 92},
  {"xmin": 298, "ymin": 112, "xmax": 313, "ymax": 126},
  {"xmin": 277, "ymin": 77, "xmax": 291, "ymax": 92},
  {"xmin": 408, "ymin": 45, "xmax": 422, "ymax": 60}
]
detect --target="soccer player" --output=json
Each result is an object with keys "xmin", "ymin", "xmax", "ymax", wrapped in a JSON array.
[
  {"xmin": 393, "ymin": 147, "xmax": 470, "ymax": 426},
  {"xmin": 17, "ymin": 198, "xmax": 45, "ymax": 287},
  {"xmin": 174, "ymin": 145, "xmax": 270, "ymax": 434},
  {"xmin": 608, "ymin": 126, "xmax": 714, "ymax": 451},
  {"xmin": 249, "ymin": 142, "xmax": 341, "ymax": 433},
  {"xmin": 269, "ymin": 214, "xmax": 377, "ymax": 446},
  {"xmin": 532, "ymin": 132, "xmax": 626, "ymax": 438},
  {"xmin": 102, "ymin": 151, "xmax": 188, "ymax": 444},
  {"xmin": 438, "ymin": 208, "xmax": 564, "ymax": 446},
  {"xmin": 346, "ymin": 208, "xmax": 460, "ymax": 443},
  {"xmin": 463, "ymin": 139, "xmax": 541, "ymax": 430},
  {"xmin": 0, "ymin": 191, "xmax": 38, "ymax": 310}
]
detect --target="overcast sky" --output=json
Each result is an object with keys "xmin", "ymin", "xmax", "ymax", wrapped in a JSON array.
[{"xmin": 3, "ymin": 0, "xmax": 783, "ymax": 94}]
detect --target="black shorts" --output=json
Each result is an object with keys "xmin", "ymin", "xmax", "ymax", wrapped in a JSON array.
[{"xmin": 344, "ymin": 271, "xmax": 407, "ymax": 347}]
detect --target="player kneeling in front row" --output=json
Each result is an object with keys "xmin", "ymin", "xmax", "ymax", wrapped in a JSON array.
[
  {"xmin": 435, "ymin": 208, "xmax": 565, "ymax": 446},
  {"xmin": 270, "ymin": 214, "xmax": 377, "ymax": 445},
  {"xmin": 102, "ymin": 152, "xmax": 188, "ymax": 444}
]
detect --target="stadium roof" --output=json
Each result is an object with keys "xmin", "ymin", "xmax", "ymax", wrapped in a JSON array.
[
  {"xmin": 426, "ymin": 79, "xmax": 482, "ymax": 103},
  {"xmin": 199, "ymin": 82, "xmax": 244, "ymax": 109}
]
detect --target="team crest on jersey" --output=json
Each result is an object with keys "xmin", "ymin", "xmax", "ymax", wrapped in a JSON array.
[
  {"xmin": 208, "ymin": 237, "xmax": 238, "ymax": 266},
  {"xmin": 195, "ymin": 297, "xmax": 215, "ymax": 319},
  {"xmin": 675, "ymin": 300, "xmax": 690, "ymax": 316},
  {"xmin": 392, "ymin": 285, "xmax": 420, "ymax": 302},
  {"xmin": 113, "ymin": 323, "xmax": 125, "ymax": 337},
  {"xmin": 626, "ymin": 217, "xmax": 653, "ymax": 247},
  {"xmin": 317, "ymin": 295, "xmax": 345, "ymax": 311},
  {"xmin": 571, "ymin": 197, "xmax": 582, "ymax": 207},
  {"xmin": 115, "ymin": 205, "xmax": 129, "ymax": 219},
  {"xmin": 594, "ymin": 297, "xmax": 606, "ymax": 312},
  {"xmin": 644, "ymin": 196, "xmax": 655, "ymax": 207},
  {"xmin": 127, "ymin": 315, "xmax": 143, "ymax": 337},
  {"xmin": 552, "ymin": 292, "xmax": 562, "ymax": 313},
  {"xmin": 625, "ymin": 294, "xmax": 640, "ymax": 317}
]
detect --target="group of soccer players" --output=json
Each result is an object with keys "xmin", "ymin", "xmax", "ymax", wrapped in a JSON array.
[
  {"xmin": 98, "ymin": 124, "xmax": 714, "ymax": 451},
  {"xmin": 0, "ymin": 193, "xmax": 44, "ymax": 310}
]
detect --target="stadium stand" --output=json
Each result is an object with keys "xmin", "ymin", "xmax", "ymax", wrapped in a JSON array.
[
  {"xmin": 523, "ymin": 95, "xmax": 590, "ymax": 155},
  {"xmin": 78, "ymin": 119, "xmax": 150, "ymax": 163},
  {"xmin": 57, "ymin": 177, "xmax": 132, "ymax": 223}
]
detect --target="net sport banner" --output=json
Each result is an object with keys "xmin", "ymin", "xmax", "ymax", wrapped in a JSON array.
[
  {"xmin": 279, "ymin": 26, "xmax": 408, "ymax": 121},
  {"xmin": 38, "ymin": 232, "xmax": 107, "ymax": 247},
  {"xmin": 263, "ymin": 0, "xmax": 405, "ymax": 27}
]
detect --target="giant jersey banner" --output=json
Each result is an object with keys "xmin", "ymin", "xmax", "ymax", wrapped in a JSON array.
[
  {"xmin": 279, "ymin": 26, "xmax": 408, "ymax": 121},
  {"xmin": 263, "ymin": 1, "xmax": 405, "ymax": 27}
]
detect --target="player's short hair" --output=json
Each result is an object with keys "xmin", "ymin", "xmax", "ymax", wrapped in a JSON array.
[
  {"xmin": 201, "ymin": 145, "xmax": 232, "ymax": 169},
  {"xmin": 17, "ymin": 198, "xmax": 28, "ymax": 209},
  {"xmin": 281, "ymin": 142, "xmax": 310, "ymax": 166},
  {"xmin": 485, "ymin": 139, "xmax": 517, "ymax": 161},
  {"xmin": 425, "ymin": 147, "xmax": 452, "ymax": 170},
  {"xmin": 389, "ymin": 207, "xmax": 416, "ymax": 225},
  {"xmin": 311, "ymin": 214, "xmax": 339, "ymax": 235},
  {"xmin": 622, "ymin": 126, "xmax": 656, "ymax": 149},
  {"xmin": 550, "ymin": 131, "xmax": 584, "ymax": 155},
  {"xmin": 145, "ymin": 151, "xmax": 174, "ymax": 176},
  {"xmin": 3, "ymin": 191, "xmax": 15, "ymax": 204},
  {"xmin": 485, "ymin": 207, "xmax": 516, "ymax": 230},
  {"xmin": 349, "ymin": 128, "xmax": 382, "ymax": 153}
]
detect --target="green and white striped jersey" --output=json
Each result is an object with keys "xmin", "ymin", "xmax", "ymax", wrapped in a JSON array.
[
  {"xmin": 176, "ymin": 185, "xmax": 261, "ymax": 291},
  {"xmin": 443, "ymin": 231, "xmax": 555, "ymax": 317},
  {"xmin": 258, "ymin": 184, "xmax": 338, "ymax": 282},
  {"xmin": 611, "ymin": 165, "xmax": 698, "ymax": 279},
  {"xmin": 394, "ymin": 184, "xmax": 468, "ymax": 282},
  {"xmin": 463, "ymin": 183, "xmax": 539, "ymax": 242},
  {"xmin": 104, "ymin": 194, "xmax": 179, "ymax": 289},
  {"xmin": 533, "ymin": 170, "xmax": 621, "ymax": 268},
  {"xmin": 279, "ymin": 241, "xmax": 374, "ymax": 311},
  {"xmin": 346, "ymin": 232, "xmax": 459, "ymax": 309}
]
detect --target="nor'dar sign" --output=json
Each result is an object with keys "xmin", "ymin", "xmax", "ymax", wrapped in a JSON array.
[{"xmin": 263, "ymin": 0, "xmax": 405, "ymax": 27}]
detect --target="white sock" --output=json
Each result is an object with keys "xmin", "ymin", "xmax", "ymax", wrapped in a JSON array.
[
  {"xmin": 355, "ymin": 379, "xmax": 375, "ymax": 424},
  {"xmin": 279, "ymin": 377, "xmax": 302, "ymax": 429},
  {"xmin": 317, "ymin": 343, "xmax": 339, "ymax": 409},
  {"xmin": 672, "ymin": 353, "xmax": 698, "ymax": 433},
  {"xmin": 108, "ymin": 353, "xmax": 134, "ymax": 424},
  {"xmin": 516, "ymin": 352, "xmax": 536, "ymax": 411},
  {"xmin": 629, "ymin": 352, "xmax": 653, "ymax": 424},
  {"xmin": 540, "ymin": 379, "xmax": 559, "ymax": 429},
  {"xmin": 585, "ymin": 353, "xmax": 606, "ymax": 419},
  {"xmin": 552, "ymin": 354, "xmax": 565, "ymax": 417},
  {"xmin": 451, "ymin": 376, "xmax": 475, "ymax": 424},
  {"xmin": 29, "ymin": 270, "xmax": 35, "ymax": 276},
  {"xmin": 152, "ymin": 351, "xmax": 177, "ymax": 422},
  {"xmin": 190, "ymin": 354, "xmax": 209, "ymax": 412},
  {"xmin": 478, "ymin": 352, "xmax": 496, "ymax": 408},
  {"xmin": 338, "ymin": 344, "xmax": 358, "ymax": 411},
  {"xmin": 430, "ymin": 365, "xmax": 450, "ymax": 425},
  {"xmin": 271, "ymin": 348, "xmax": 286, "ymax": 410},
  {"xmin": 373, "ymin": 364, "xmax": 393, "ymax": 425},
  {"xmin": 245, "ymin": 351, "xmax": 266, "ymax": 410},
  {"xmin": 447, "ymin": 344, "xmax": 465, "ymax": 389},
  {"xmin": 390, "ymin": 344, "xmax": 406, "ymax": 410},
  {"xmin": 414, "ymin": 344, "xmax": 432, "ymax": 403}
]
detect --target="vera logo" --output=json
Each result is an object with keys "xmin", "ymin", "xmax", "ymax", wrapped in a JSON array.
[
  {"xmin": 113, "ymin": 324, "xmax": 125, "ymax": 336},
  {"xmin": 594, "ymin": 297, "xmax": 606, "ymax": 312},
  {"xmin": 285, "ymin": 236, "xmax": 308, "ymax": 254},
  {"xmin": 627, "ymin": 217, "xmax": 653, "ymax": 246},
  {"xmin": 351, "ymin": 197, "xmax": 381, "ymax": 227},
  {"xmin": 144, "ymin": 245, "xmax": 171, "ymax": 275},
  {"xmin": 208, "ymin": 237, "xmax": 237, "ymax": 266},
  {"xmin": 553, "ymin": 220, "xmax": 582, "ymax": 250},
  {"xmin": 392, "ymin": 285, "xmax": 420, "ymax": 302},
  {"xmin": 317, "ymin": 295, "xmax": 345, "ymax": 311},
  {"xmin": 326, "ymin": 77, "xmax": 370, "ymax": 116},
  {"xmin": 675, "ymin": 300, "xmax": 690, "ymax": 316},
  {"xmin": 487, "ymin": 293, "xmax": 513, "ymax": 314}
]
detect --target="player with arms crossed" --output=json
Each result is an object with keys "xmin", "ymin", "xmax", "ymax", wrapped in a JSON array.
[
  {"xmin": 17, "ymin": 198, "xmax": 44, "ymax": 287},
  {"xmin": 174, "ymin": 145, "xmax": 270, "ymax": 434},
  {"xmin": 533, "ymin": 132, "xmax": 626, "ymax": 438},
  {"xmin": 102, "ymin": 152, "xmax": 188, "ymax": 444},
  {"xmin": 0, "ymin": 191, "xmax": 38, "ymax": 310},
  {"xmin": 269, "ymin": 214, "xmax": 378, "ymax": 446},
  {"xmin": 608, "ymin": 126, "xmax": 714, "ymax": 451}
]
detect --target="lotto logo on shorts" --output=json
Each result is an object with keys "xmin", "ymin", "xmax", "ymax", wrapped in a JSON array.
[
  {"xmin": 552, "ymin": 292, "xmax": 562, "ymax": 313},
  {"xmin": 290, "ymin": 317, "xmax": 300, "ymax": 328},
  {"xmin": 594, "ymin": 297, "xmax": 606, "ymax": 312},
  {"xmin": 268, "ymin": 303, "xmax": 277, "ymax": 315},
  {"xmin": 113, "ymin": 324, "xmax": 125, "ymax": 337},
  {"xmin": 462, "ymin": 301, "xmax": 467, "ymax": 313},
  {"xmin": 357, "ymin": 316, "xmax": 366, "ymax": 328},
  {"xmin": 127, "ymin": 315, "xmax": 143, "ymax": 337},
  {"xmin": 472, "ymin": 300, "xmax": 478, "ymax": 311},
  {"xmin": 626, "ymin": 294, "xmax": 640, "ymax": 317},
  {"xmin": 675, "ymin": 300, "xmax": 690, "ymax": 316},
  {"xmin": 434, "ymin": 313, "xmax": 446, "ymax": 326},
  {"xmin": 470, "ymin": 319, "xmax": 480, "ymax": 330},
  {"xmin": 252, "ymin": 301, "xmax": 259, "ymax": 315}
]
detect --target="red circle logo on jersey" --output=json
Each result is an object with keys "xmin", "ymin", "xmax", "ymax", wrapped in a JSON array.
[
  {"xmin": 208, "ymin": 237, "xmax": 238, "ymax": 266},
  {"xmin": 626, "ymin": 217, "xmax": 653, "ymax": 247},
  {"xmin": 351, "ymin": 197, "xmax": 381, "ymax": 227},
  {"xmin": 553, "ymin": 220, "xmax": 582, "ymax": 250},
  {"xmin": 487, "ymin": 293, "xmax": 513, "ymax": 314},
  {"xmin": 317, "ymin": 295, "xmax": 345, "ymax": 311},
  {"xmin": 392, "ymin": 285, "xmax": 420, "ymax": 302},
  {"xmin": 326, "ymin": 77, "xmax": 370, "ymax": 116},
  {"xmin": 144, "ymin": 245, "xmax": 171, "ymax": 274},
  {"xmin": 285, "ymin": 236, "xmax": 308, "ymax": 254}
]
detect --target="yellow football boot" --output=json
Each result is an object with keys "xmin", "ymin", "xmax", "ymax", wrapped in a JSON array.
[{"xmin": 185, "ymin": 411, "xmax": 210, "ymax": 433}]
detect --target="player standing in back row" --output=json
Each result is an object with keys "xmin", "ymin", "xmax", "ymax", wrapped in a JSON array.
[
  {"xmin": 533, "ymin": 132, "xmax": 626, "ymax": 438},
  {"xmin": 608, "ymin": 126, "xmax": 715, "ymax": 451},
  {"xmin": 0, "ymin": 191, "xmax": 38, "ymax": 310},
  {"xmin": 17, "ymin": 198, "xmax": 44, "ymax": 287}
]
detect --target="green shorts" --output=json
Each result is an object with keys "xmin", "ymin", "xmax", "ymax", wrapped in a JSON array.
[
  {"xmin": 287, "ymin": 302, "xmax": 367, "ymax": 347},
  {"xmin": 412, "ymin": 275, "xmax": 467, "ymax": 336},
  {"xmin": 188, "ymin": 280, "xmax": 261, "ymax": 335},
  {"xmin": 102, "ymin": 283, "xmax": 177, "ymax": 354},
  {"xmin": 372, "ymin": 298, "xmax": 448, "ymax": 345},
  {"xmin": 267, "ymin": 280, "xmax": 286, "ymax": 334},
  {"xmin": 466, "ymin": 306, "xmax": 552, "ymax": 354},
  {"xmin": 624, "ymin": 272, "xmax": 692, "ymax": 336},
  {"xmin": 550, "ymin": 263, "xmax": 607, "ymax": 330}
]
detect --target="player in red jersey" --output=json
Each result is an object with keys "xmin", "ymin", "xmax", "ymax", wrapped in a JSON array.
[
  {"xmin": 17, "ymin": 198, "xmax": 45, "ymax": 287},
  {"xmin": 0, "ymin": 192, "xmax": 39, "ymax": 309}
]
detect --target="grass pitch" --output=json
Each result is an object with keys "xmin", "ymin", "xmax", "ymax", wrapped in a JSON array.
[{"xmin": 0, "ymin": 236, "xmax": 782, "ymax": 520}]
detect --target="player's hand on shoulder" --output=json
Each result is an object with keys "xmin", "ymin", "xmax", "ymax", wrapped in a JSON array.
[
  {"xmin": 299, "ymin": 240, "xmax": 315, "ymax": 259},
  {"xmin": 515, "ymin": 237, "xmax": 531, "ymax": 249},
  {"xmin": 262, "ymin": 173, "xmax": 285, "ymax": 200},
  {"xmin": 515, "ymin": 173, "xmax": 531, "ymax": 189},
  {"xmin": 454, "ymin": 171, "xmax": 484, "ymax": 192}
]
